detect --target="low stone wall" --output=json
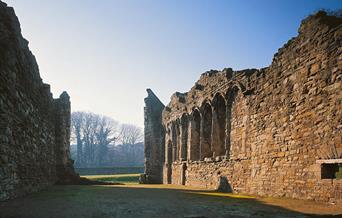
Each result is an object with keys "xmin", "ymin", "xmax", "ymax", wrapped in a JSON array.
[
  {"xmin": 0, "ymin": 1, "xmax": 77, "ymax": 201},
  {"xmin": 179, "ymin": 160, "xmax": 342, "ymax": 203}
]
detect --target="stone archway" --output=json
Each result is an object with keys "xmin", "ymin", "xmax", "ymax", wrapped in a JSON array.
[
  {"xmin": 211, "ymin": 93, "xmax": 226, "ymax": 158},
  {"xmin": 200, "ymin": 102, "xmax": 213, "ymax": 160},
  {"xmin": 189, "ymin": 109, "xmax": 201, "ymax": 161}
]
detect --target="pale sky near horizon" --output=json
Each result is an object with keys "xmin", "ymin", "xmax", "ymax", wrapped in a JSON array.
[{"xmin": 5, "ymin": 0, "xmax": 341, "ymax": 127}]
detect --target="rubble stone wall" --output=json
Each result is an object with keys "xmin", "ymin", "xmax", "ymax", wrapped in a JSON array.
[
  {"xmin": 142, "ymin": 89, "xmax": 165, "ymax": 183},
  {"xmin": 146, "ymin": 12, "xmax": 342, "ymax": 203},
  {"xmin": 0, "ymin": 1, "xmax": 77, "ymax": 201}
]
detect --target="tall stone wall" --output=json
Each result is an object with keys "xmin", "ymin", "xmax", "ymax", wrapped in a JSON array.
[
  {"xmin": 145, "ymin": 12, "xmax": 342, "ymax": 203},
  {"xmin": 0, "ymin": 1, "xmax": 77, "ymax": 201},
  {"xmin": 142, "ymin": 89, "xmax": 165, "ymax": 183}
]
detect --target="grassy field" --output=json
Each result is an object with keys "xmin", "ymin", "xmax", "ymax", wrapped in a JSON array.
[
  {"xmin": 1, "ymin": 174, "xmax": 341, "ymax": 217},
  {"xmin": 75, "ymin": 167, "xmax": 144, "ymax": 176},
  {"xmin": 82, "ymin": 174, "xmax": 140, "ymax": 184}
]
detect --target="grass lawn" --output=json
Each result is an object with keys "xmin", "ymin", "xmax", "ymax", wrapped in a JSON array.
[
  {"xmin": 82, "ymin": 173, "xmax": 140, "ymax": 184},
  {"xmin": 1, "ymin": 175, "xmax": 341, "ymax": 217}
]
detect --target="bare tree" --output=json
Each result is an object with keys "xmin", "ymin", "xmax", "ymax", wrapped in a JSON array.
[
  {"xmin": 71, "ymin": 112, "xmax": 84, "ymax": 167},
  {"xmin": 119, "ymin": 124, "xmax": 143, "ymax": 145},
  {"xmin": 95, "ymin": 115, "xmax": 119, "ymax": 165},
  {"xmin": 71, "ymin": 111, "xmax": 120, "ymax": 167}
]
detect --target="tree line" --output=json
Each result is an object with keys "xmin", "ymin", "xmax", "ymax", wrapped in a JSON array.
[{"xmin": 71, "ymin": 111, "xmax": 143, "ymax": 168}]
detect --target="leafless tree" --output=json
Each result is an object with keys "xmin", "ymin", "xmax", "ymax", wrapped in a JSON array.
[
  {"xmin": 71, "ymin": 111, "xmax": 120, "ymax": 167},
  {"xmin": 119, "ymin": 124, "xmax": 143, "ymax": 145},
  {"xmin": 94, "ymin": 115, "xmax": 119, "ymax": 165},
  {"xmin": 71, "ymin": 111, "xmax": 84, "ymax": 166}
]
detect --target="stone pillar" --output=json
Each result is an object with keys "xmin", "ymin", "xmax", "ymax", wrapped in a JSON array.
[
  {"xmin": 175, "ymin": 122, "xmax": 181, "ymax": 161},
  {"xmin": 187, "ymin": 118, "xmax": 193, "ymax": 160},
  {"xmin": 200, "ymin": 118, "xmax": 206, "ymax": 160},
  {"xmin": 54, "ymin": 91, "xmax": 79, "ymax": 184},
  {"xmin": 180, "ymin": 117, "xmax": 188, "ymax": 161},
  {"xmin": 225, "ymin": 103, "xmax": 232, "ymax": 158},
  {"xmin": 180, "ymin": 162, "xmax": 187, "ymax": 185},
  {"xmin": 211, "ymin": 108, "xmax": 219, "ymax": 157},
  {"xmin": 142, "ymin": 89, "xmax": 165, "ymax": 184},
  {"xmin": 165, "ymin": 137, "xmax": 173, "ymax": 184}
]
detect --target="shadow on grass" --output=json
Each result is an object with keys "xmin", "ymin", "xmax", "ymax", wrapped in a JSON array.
[
  {"xmin": 0, "ymin": 184, "xmax": 341, "ymax": 218},
  {"xmin": 90, "ymin": 185, "xmax": 342, "ymax": 217}
]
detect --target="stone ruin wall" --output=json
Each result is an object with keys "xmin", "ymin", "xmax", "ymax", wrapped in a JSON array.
[
  {"xmin": 142, "ymin": 89, "xmax": 165, "ymax": 184},
  {"xmin": 0, "ymin": 2, "xmax": 77, "ymax": 201},
  {"xmin": 144, "ymin": 12, "xmax": 342, "ymax": 203}
]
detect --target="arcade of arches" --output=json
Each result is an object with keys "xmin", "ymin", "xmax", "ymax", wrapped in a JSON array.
[
  {"xmin": 143, "ymin": 12, "xmax": 342, "ymax": 204},
  {"xmin": 165, "ymin": 92, "xmax": 234, "ymax": 164}
]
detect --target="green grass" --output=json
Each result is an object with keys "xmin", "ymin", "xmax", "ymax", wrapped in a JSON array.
[{"xmin": 82, "ymin": 174, "xmax": 140, "ymax": 184}]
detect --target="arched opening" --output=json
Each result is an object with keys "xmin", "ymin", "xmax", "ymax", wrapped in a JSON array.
[
  {"xmin": 226, "ymin": 86, "xmax": 240, "ymax": 158},
  {"xmin": 189, "ymin": 109, "xmax": 200, "ymax": 161},
  {"xmin": 200, "ymin": 102, "xmax": 213, "ymax": 160},
  {"xmin": 180, "ymin": 114, "xmax": 188, "ymax": 161},
  {"xmin": 212, "ymin": 93, "xmax": 226, "ymax": 157}
]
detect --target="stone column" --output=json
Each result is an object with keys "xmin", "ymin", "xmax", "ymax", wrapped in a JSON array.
[
  {"xmin": 175, "ymin": 122, "xmax": 180, "ymax": 161},
  {"xmin": 54, "ymin": 91, "xmax": 79, "ymax": 184},
  {"xmin": 211, "ymin": 108, "xmax": 219, "ymax": 157},
  {"xmin": 225, "ymin": 104, "xmax": 232, "ymax": 158},
  {"xmin": 180, "ymin": 118, "xmax": 188, "ymax": 161},
  {"xmin": 142, "ymin": 89, "xmax": 165, "ymax": 184}
]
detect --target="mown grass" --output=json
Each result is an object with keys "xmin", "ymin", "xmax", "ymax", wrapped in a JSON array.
[{"xmin": 82, "ymin": 174, "xmax": 140, "ymax": 184}]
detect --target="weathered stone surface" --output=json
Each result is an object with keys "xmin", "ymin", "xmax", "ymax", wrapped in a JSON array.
[
  {"xmin": 142, "ymin": 89, "xmax": 165, "ymax": 183},
  {"xmin": 145, "ymin": 12, "xmax": 342, "ymax": 203},
  {"xmin": 0, "ymin": 1, "xmax": 78, "ymax": 201}
]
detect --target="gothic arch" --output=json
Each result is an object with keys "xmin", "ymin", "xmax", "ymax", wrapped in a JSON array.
[
  {"xmin": 211, "ymin": 93, "xmax": 227, "ymax": 157},
  {"xmin": 189, "ymin": 109, "xmax": 201, "ymax": 161},
  {"xmin": 200, "ymin": 101, "xmax": 213, "ymax": 160}
]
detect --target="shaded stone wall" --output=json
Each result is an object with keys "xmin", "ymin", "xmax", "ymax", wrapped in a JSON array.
[
  {"xmin": 142, "ymin": 89, "xmax": 165, "ymax": 183},
  {"xmin": 0, "ymin": 1, "xmax": 77, "ymax": 201},
  {"xmin": 145, "ymin": 12, "xmax": 342, "ymax": 203}
]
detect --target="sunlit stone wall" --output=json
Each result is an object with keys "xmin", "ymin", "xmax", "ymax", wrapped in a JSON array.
[{"xmin": 146, "ymin": 12, "xmax": 342, "ymax": 203}]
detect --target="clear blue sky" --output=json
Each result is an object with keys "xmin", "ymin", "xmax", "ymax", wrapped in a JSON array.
[{"xmin": 5, "ymin": 0, "xmax": 341, "ymax": 127}]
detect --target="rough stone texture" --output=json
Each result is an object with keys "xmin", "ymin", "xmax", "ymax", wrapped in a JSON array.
[
  {"xmin": 0, "ymin": 1, "xmax": 78, "ymax": 201},
  {"xmin": 145, "ymin": 12, "xmax": 342, "ymax": 203},
  {"xmin": 141, "ymin": 89, "xmax": 165, "ymax": 183}
]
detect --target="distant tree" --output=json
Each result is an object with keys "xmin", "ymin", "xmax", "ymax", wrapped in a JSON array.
[
  {"xmin": 71, "ymin": 112, "xmax": 84, "ymax": 167},
  {"xmin": 71, "ymin": 111, "xmax": 120, "ymax": 167},
  {"xmin": 94, "ymin": 116, "xmax": 119, "ymax": 166},
  {"xmin": 119, "ymin": 124, "xmax": 143, "ymax": 145}
]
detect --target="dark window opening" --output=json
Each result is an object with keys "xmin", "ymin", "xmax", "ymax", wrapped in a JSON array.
[{"xmin": 321, "ymin": 163, "xmax": 342, "ymax": 179}]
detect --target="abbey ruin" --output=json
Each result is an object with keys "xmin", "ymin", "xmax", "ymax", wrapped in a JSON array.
[
  {"xmin": 0, "ymin": 2, "xmax": 78, "ymax": 201},
  {"xmin": 144, "ymin": 11, "xmax": 342, "ymax": 203}
]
